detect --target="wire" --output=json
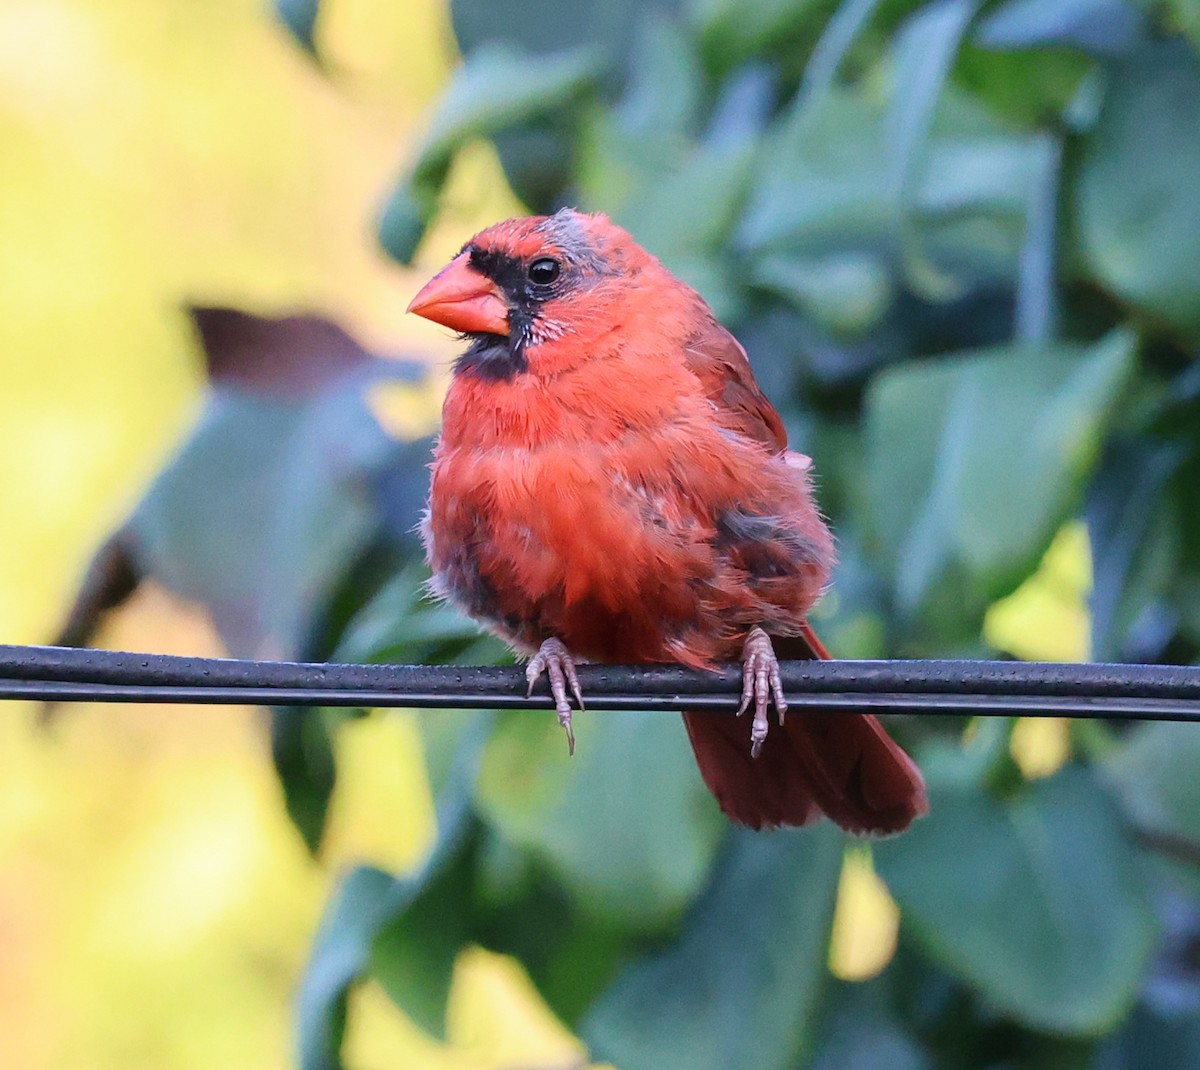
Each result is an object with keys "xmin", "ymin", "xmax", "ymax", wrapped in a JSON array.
[
  {"xmin": 3, "ymin": 643, "xmax": 1200, "ymax": 720},
  {"xmin": 6, "ymin": 678, "xmax": 1200, "ymax": 720}
]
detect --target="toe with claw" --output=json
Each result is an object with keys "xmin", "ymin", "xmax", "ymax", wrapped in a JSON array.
[
  {"xmin": 526, "ymin": 637, "xmax": 586, "ymax": 755},
  {"xmin": 737, "ymin": 626, "xmax": 788, "ymax": 759}
]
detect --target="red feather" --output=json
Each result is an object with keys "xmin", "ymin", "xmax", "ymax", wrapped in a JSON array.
[
  {"xmin": 412, "ymin": 209, "xmax": 928, "ymax": 835},
  {"xmin": 683, "ymin": 625, "xmax": 928, "ymax": 833}
]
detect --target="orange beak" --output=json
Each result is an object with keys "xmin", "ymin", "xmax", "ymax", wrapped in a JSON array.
[{"xmin": 406, "ymin": 253, "xmax": 510, "ymax": 335}]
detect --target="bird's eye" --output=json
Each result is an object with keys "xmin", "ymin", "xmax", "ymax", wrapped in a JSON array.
[{"xmin": 527, "ymin": 257, "xmax": 561, "ymax": 285}]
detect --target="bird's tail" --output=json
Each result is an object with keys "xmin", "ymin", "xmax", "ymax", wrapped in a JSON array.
[{"xmin": 681, "ymin": 624, "xmax": 928, "ymax": 834}]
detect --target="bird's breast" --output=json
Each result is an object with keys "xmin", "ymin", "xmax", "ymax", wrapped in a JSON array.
[
  {"xmin": 425, "ymin": 352, "xmax": 833, "ymax": 665},
  {"xmin": 425, "ymin": 422, "xmax": 726, "ymax": 663},
  {"xmin": 437, "ymin": 345, "xmax": 703, "ymax": 452}
]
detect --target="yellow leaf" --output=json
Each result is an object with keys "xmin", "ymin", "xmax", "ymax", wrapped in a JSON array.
[
  {"xmin": 985, "ymin": 522, "xmax": 1092, "ymax": 663},
  {"xmin": 828, "ymin": 847, "xmax": 899, "ymax": 981}
]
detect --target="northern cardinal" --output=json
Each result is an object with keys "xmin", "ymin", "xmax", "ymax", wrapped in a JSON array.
[{"xmin": 409, "ymin": 209, "xmax": 927, "ymax": 833}]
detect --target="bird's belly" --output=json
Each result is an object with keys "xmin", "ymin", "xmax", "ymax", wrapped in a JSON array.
[
  {"xmin": 425, "ymin": 432, "xmax": 832, "ymax": 667},
  {"xmin": 426, "ymin": 444, "xmax": 719, "ymax": 664}
]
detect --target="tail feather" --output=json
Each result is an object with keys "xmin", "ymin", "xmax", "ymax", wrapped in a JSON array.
[{"xmin": 683, "ymin": 625, "xmax": 928, "ymax": 835}]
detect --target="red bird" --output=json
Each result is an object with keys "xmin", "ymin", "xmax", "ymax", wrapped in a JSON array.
[{"xmin": 408, "ymin": 209, "xmax": 927, "ymax": 834}]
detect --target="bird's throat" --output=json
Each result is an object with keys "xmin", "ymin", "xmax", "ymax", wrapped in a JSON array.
[{"xmin": 454, "ymin": 330, "xmax": 528, "ymax": 381}]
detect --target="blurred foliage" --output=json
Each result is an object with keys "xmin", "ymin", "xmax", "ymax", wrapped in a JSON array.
[
  {"xmin": 0, "ymin": 1, "xmax": 547, "ymax": 1068},
  {"xmin": 30, "ymin": 0, "xmax": 1200, "ymax": 1067}
]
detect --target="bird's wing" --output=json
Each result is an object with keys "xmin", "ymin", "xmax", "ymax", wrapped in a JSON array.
[{"xmin": 682, "ymin": 319, "xmax": 787, "ymax": 453}]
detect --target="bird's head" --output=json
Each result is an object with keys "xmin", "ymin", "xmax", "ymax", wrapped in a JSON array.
[{"xmin": 407, "ymin": 208, "xmax": 668, "ymax": 379}]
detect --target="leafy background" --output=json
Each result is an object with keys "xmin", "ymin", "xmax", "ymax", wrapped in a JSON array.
[{"xmin": 4, "ymin": 0, "xmax": 1200, "ymax": 1067}]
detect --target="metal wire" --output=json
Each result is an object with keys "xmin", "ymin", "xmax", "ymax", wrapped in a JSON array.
[
  {"xmin": 7, "ymin": 679, "xmax": 1200, "ymax": 720},
  {"xmin": 3, "ymin": 643, "xmax": 1200, "ymax": 720}
]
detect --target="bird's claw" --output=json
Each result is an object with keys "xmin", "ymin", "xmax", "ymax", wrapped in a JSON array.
[
  {"xmin": 526, "ymin": 637, "xmax": 585, "ymax": 755},
  {"xmin": 737, "ymin": 626, "xmax": 787, "ymax": 758}
]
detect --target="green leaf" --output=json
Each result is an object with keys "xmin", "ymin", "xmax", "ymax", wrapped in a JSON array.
[
  {"xmin": 330, "ymin": 561, "xmax": 504, "ymax": 668},
  {"xmin": 887, "ymin": 0, "xmax": 981, "ymax": 297},
  {"xmin": 1106, "ymin": 722, "xmax": 1200, "ymax": 845},
  {"xmin": 610, "ymin": 140, "xmax": 759, "ymax": 317},
  {"xmin": 809, "ymin": 984, "xmax": 930, "ymax": 1070},
  {"xmin": 738, "ymin": 85, "xmax": 891, "ymax": 255},
  {"xmin": 471, "ymin": 851, "xmax": 638, "ymax": 1026},
  {"xmin": 754, "ymin": 252, "xmax": 895, "ymax": 337},
  {"xmin": 1076, "ymin": 41, "xmax": 1200, "ymax": 337},
  {"xmin": 580, "ymin": 826, "xmax": 844, "ymax": 1070},
  {"xmin": 65, "ymin": 311, "xmax": 431, "ymax": 850},
  {"xmin": 813, "ymin": 1024, "xmax": 928, "ymax": 1070},
  {"xmin": 576, "ymin": 20, "xmax": 753, "ymax": 316},
  {"xmin": 974, "ymin": 0, "xmax": 1144, "ymax": 56},
  {"xmin": 612, "ymin": 13, "xmax": 704, "ymax": 149},
  {"xmin": 46, "ymin": 527, "xmax": 141, "ymax": 653},
  {"xmin": 1171, "ymin": 443, "xmax": 1200, "ymax": 648},
  {"xmin": 127, "ymin": 344, "xmax": 425, "ymax": 849},
  {"xmin": 295, "ymin": 712, "xmax": 488, "ymax": 1070},
  {"xmin": 917, "ymin": 129, "xmax": 1038, "ymax": 219},
  {"xmin": 446, "ymin": 0, "xmax": 656, "ymax": 208},
  {"xmin": 122, "ymin": 311, "xmax": 416, "ymax": 661},
  {"xmin": 888, "ymin": 0, "xmax": 981, "ymax": 204},
  {"xmin": 275, "ymin": 0, "xmax": 321, "ymax": 57},
  {"xmin": 863, "ymin": 330, "xmax": 1135, "ymax": 628},
  {"xmin": 296, "ymin": 864, "xmax": 395, "ymax": 1070},
  {"xmin": 693, "ymin": 0, "xmax": 831, "ymax": 68},
  {"xmin": 369, "ymin": 835, "xmax": 474, "ymax": 1038},
  {"xmin": 875, "ymin": 767, "xmax": 1157, "ymax": 1034},
  {"xmin": 1015, "ymin": 132, "xmax": 1063, "ymax": 343},
  {"xmin": 955, "ymin": 44, "xmax": 1091, "ymax": 127},
  {"xmin": 378, "ymin": 45, "xmax": 602, "ymax": 263},
  {"xmin": 1095, "ymin": 1001, "xmax": 1200, "ymax": 1070},
  {"xmin": 806, "ymin": 528, "xmax": 890, "ymax": 658},
  {"xmin": 475, "ymin": 709, "xmax": 725, "ymax": 933},
  {"xmin": 1086, "ymin": 440, "xmax": 1184, "ymax": 661},
  {"xmin": 799, "ymin": 0, "xmax": 889, "ymax": 107},
  {"xmin": 1166, "ymin": 0, "xmax": 1200, "ymax": 53},
  {"xmin": 132, "ymin": 388, "xmax": 400, "ymax": 658},
  {"xmin": 271, "ymin": 706, "xmax": 338, "ymax": 854},
  {"xmin": 450, "ymin": 0, "xmax": 651, "ymax": 63},
  {"xmin": 378, "ymin": 180, "xmax": 445, "ymax": 272},
  {"xmin": 738, "ymin": 72, "xmax": 1036, "ymax": 297},
  {"xmin": 575, "ymin": 15, "xmax": 703, "ymax": 207}
]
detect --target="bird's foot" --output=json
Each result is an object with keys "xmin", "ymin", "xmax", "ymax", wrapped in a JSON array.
[
  {"xmin": 737, "ymin": 626, "xmax": 788, "ymax": 759},
  {"xmin": 526, "ymin": 637, "xmax": 585, "ymax": 755}
]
